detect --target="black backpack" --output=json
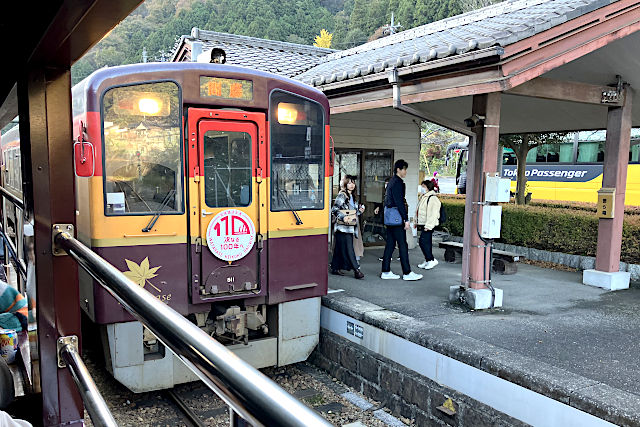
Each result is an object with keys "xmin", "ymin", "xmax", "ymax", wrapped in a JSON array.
[{"xmin": 427, "ymin": 195, "xmax": 447, "ymax": 225}]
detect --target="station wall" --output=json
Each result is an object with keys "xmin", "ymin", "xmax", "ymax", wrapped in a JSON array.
[{"xmin": 330, "ymin": 108, "xmax": 421, "ymax": 220}]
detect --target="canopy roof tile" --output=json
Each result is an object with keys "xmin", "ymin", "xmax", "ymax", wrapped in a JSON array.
[{"xmin": 296, "ymin": 0, "xmax": 611, "ymax": 86}]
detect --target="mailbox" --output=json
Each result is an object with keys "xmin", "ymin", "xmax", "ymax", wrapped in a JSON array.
[{"xmin": 597, "ymin": 188, "xmax": 615, "ymax": 219}]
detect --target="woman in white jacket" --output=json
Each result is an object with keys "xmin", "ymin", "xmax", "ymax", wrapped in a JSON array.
[{"xmin": 415, "ymin": 180, "xmax": 440, "ymax": 270}]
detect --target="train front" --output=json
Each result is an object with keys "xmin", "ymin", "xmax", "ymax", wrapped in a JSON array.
[{"xmin": 74, "ymin": 63, "xmax": 330, "ymax": 392}]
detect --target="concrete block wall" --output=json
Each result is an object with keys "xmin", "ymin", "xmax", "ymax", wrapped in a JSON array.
[
  {"xmin": 311, "ymin": 329, "xmax": 527, "ymax": 427},
  {"xmin": 330, "ymin": 108, "xmax": 421, "ymax": 218}
]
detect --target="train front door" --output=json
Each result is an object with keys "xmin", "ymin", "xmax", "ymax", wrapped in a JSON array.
[{"xmin": 187, "ymin": 109, "xmax": 267, "ymax": 303}]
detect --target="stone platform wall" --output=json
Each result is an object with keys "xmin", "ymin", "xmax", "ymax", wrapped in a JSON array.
[{"xmin": 310, "ymin": 329, "xmax": 528, "ymax": 427}]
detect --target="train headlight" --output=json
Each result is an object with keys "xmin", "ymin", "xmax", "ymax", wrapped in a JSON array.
[
  {"xmin": 277, "ymin": 103, "xmax": 307, "ymax": 125},
  {"xmin": 138, "ymin": 98, "xmax": 161, "ymax": 115}
]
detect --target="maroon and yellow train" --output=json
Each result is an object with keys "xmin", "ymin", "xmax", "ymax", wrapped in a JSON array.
[{"xmin": 4, "ymin": 62, "xmax": 331, "ymax": 392}]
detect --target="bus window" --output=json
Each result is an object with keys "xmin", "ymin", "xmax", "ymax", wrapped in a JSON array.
[
  {"xmin": 631, "ymin": 142, "xmax": 639, "ymax": 163},
  {"xmin": 502, "ymin": 148, "xmax": 516, "ymax": 165},
  {"xmin": 577, "ymin": 140, "xmax": 605, "ymax": 163},
  {"xmin": 269, "ymin": 91, "xmax": 325, "ymax": 211},
  {"xmin": 102, "ymin": 81, "xmax": 183, "ymax": 215},
  {"xmin": 530, "ymin": 141, "xmax": 573, "ymax": 163}
]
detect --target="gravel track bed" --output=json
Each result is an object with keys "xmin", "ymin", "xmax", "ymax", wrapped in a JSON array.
[{"xmin": 82, "ymin": 347, "xmax": 408, "ymax": 426}]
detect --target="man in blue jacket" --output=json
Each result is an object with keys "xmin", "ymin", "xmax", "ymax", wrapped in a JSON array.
[{"xmin": 381, "ymin": 160, "xmax": 423, "ymax": 281}]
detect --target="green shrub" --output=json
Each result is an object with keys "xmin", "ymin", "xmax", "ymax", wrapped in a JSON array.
[{"xmin": 439, "ymin": 195, "xmax": 640, "ymax": 264}]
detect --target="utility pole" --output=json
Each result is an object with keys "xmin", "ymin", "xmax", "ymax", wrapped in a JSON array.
[{"xmin": 383, "ymin": 12, "xmax": 403, "ymax": 36}]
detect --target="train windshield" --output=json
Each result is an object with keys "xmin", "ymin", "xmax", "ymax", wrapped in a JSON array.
[
  {"xmin": 102, "ymin": 81, "xmax": 183, "ymax": 215},
  {"xmin": 269, "ymin": 91, "xmax": 325, "ymax": 211}
]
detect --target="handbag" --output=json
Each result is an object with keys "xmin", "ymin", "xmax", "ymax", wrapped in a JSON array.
[
  {"xmin": 384, "ymin": 206, "xmax": 403, "ymax": 226},
  {"xmin": 337, "ymin": 209, "xmax": 357, "ymax": 226}
]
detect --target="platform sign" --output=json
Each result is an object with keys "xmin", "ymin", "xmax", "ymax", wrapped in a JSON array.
[{"xmin": 206, "ymin": 209, "xmax": 256, "ymax": 261}]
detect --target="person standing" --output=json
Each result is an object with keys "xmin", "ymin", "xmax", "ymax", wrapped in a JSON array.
[
  {"xmin": 331, "ymin": 176, "xmax": 365, "ymax": 279},
  {"xmin": 416, "ymin": 179, "xmax": 440, "ymax": 270},
  {"xmin": 381, "ymin": 160, "xmax": 423, "ymax": 281}
]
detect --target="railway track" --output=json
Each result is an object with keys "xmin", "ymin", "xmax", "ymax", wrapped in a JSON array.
[{"xmin": 81, "ymin": 345, "xmax": 408, "ymax": 426}]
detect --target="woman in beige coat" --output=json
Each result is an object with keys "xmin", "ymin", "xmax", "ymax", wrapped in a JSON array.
[{"xmin": 415, "ymin": 180, "xmax": 441, "ymax": 270}]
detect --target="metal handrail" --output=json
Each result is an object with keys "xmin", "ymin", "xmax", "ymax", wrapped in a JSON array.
[
  {"xmin": 53, "ymin": 230, "xmax": 331, "ymax": 427},
  {"xmin": 59, "ymin": 341, "xmax": 117, "ymax": 427},
  {"xmin": 0, "ymin": 186, "xmax": 24, "ymax": 211}
]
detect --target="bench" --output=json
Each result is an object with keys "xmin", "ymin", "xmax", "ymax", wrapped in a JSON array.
[{"xmin": 438, "ymin": 240, "xmax": 522, "ymax": 274}]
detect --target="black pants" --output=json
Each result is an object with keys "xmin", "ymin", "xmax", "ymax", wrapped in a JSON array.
[
  {"xmin": 419, "ymin": 229, "xmax": 434, "ymax": 261},
  {"xmin": 331, "ymin": 231, "xmax": 359, "ymax": 272},
  {"xmin": 381, "ymin": 225, "xmax": 410, "ymax": 274}
]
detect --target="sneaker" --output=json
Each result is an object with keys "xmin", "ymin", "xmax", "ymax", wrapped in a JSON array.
[
  {"xmin": 403, "ymin": 271, "xmax": 423, "ymax": 281},
  {"xmin": 381, "ymin": 271, "xmax": 400, "ymax": 280},
  {"xmin": 378, "ymin": 257, "xmax": 383, "ymax": 261},
  {"xmin": 418, "ymin": 261, "xmax": 429, "ymax": 269},
  {"xmin": 424, "ymin": 259, "xmax": 439, "ymax": 270}
]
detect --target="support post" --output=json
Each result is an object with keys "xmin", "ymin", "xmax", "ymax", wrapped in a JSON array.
[
  {"xmin": 583, "ymin": 88, "xmax": 633, "ymax": 290},
  {"xmin": 458, "ymin": 93, "xmax": 502, "ymax": 308},
  {"xmin": 23, "ymin": 67, "xmax": 83, "ymax": 426}
]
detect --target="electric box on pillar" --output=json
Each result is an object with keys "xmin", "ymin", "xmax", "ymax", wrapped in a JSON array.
[{"xmin": 597, "ymin": 188, "xmax": 615, "ymax": 219}]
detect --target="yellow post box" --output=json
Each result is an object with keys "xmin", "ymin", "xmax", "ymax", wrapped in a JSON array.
[{"xmin": 597, "ymin": 188, "xmax": 615, "ymax": 219}]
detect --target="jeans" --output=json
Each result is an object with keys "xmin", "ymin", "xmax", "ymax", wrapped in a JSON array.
[
  {"xmin": 419, "ymin": 229, "xmax": 434, "ymax": 261},
  {"xmin": 381, "ymin": 225, "xmax": 411, "ymax": 275}
]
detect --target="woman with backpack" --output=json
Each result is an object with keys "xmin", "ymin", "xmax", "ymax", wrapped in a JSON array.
[{"xmin": 415, "ymin": 179, "xmax": 441, "ymax": 270}]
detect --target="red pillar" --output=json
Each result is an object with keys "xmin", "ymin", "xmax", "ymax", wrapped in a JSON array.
[
  {"xmin": 595, "ymin": 89, "xmax": 632, "ymax": 272},
  {"xmin": 461, "ymin": 93, "xmax": 501, "ymax": 289}
]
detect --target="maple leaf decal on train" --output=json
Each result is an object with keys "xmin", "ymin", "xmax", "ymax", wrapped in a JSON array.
[{"xmin": 123, "ymin": 257, "xmax": 162, "ymax": 293}]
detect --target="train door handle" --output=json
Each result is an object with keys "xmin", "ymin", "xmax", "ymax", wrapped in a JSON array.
[{"xmin": 202, "ymin": 209, "xmax": 215, "ymax": 217}]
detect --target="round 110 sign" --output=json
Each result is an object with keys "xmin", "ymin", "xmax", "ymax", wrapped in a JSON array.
[{"xmin": 206, "ymin": 209, "xmax": 256, "ymax": 261}]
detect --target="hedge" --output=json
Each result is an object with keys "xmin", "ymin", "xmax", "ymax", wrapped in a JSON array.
[{"xmin": 439, "ymin": 195, "xmax": 640, "ymax": 265}]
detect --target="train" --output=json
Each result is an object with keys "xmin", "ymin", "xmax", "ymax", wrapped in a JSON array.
[
  {"xmin": 450, "ymin": 129, "xmax": 640, "ymax": 205},
  {"xmin": 1, "ymin": 62, "xmax": 331, "ymax": 392}
]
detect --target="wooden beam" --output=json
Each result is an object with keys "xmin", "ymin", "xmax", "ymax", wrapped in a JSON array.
[{"xmin": 506, "ymin": 77, "xmax": 623, "ymax": 106}]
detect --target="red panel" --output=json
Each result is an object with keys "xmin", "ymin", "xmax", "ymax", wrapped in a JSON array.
[
  {"xmin": 267, "ymin": 234, "xmax": 328, "ymax": 304},
  {"xmin": 73, "ymin": 111, "xmax": 103, "ymax": 176}
]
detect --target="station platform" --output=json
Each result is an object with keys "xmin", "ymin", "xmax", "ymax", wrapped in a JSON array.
[{"xmin": 321, "ymin": 238, "xmax": 640, "ymax": 426}]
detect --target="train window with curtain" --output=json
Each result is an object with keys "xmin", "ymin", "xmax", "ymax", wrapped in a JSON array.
[
  {"xmin": 203, "ymin": 131, "xmax": 252, "ymax": 207},
  {"xmin": 102, "ymin": 81, "xmax": 183, "ymax": 215},
  {"xmin": 630, "ymin": 140, "xmax": 640, "ymax": 163},
  {"xmin": 269, "ymin": 91, "xmax": 325, "ymax": 211}
]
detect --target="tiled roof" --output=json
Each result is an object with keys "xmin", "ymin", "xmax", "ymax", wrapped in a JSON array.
[
  {"xmin": 177, "ymin": 28, "xmax": 334, "ymax": 78},
  {"xmin": 295, "ymin": 0, "xmax": 612, "ymax": 86}
]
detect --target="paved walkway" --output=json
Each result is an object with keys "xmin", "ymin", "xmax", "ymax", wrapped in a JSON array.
[{"xmin": 327, "ymin": 238, "xmax": 640, "ymax": 424}]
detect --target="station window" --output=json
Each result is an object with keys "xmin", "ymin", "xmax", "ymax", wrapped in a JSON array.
[
  {"xmin": 203, "ymin": 131, "xmax": 252, "ymax": 207},
  {"xmin": 102, "ymin": 81, "xmax": 183, "ymax": 215},
  {"xmin": 269, "ymin": 91, "xmax": 325, "ymax": 211}
]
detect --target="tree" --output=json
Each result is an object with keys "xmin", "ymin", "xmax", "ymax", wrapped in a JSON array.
[
  {"xmin": 314, "ymin": 29, "xmax": 333, "ymax": 48},
  {"xmin": 500, "ymin": 133, "xmax": 568, "ymax": 205}
]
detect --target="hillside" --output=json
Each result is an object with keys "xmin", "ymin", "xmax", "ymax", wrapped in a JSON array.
[{"xmin": 71, "ymin": 0, "xmax": 484, "ymax": 84}]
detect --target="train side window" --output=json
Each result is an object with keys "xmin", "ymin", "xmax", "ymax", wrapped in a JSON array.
[
  {"xmin": 269, "ymin": 91, "xmax": 325, "ymax": 211},
  {"xmin": 101, "ymin": 81, "xmax": 183, "ymax": 215},
  {"xmin": 203, "ymin": 131, "xmax": 252, "ymax": 207}
]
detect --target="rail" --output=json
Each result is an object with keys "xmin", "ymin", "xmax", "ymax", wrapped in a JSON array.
[
  {"xmin": 53, "ymin": 228, "xmax": 332, "ymax": 427},
  {"xmin": 58, "ymin": 337, "xmax": 117, "ymax": 427}
]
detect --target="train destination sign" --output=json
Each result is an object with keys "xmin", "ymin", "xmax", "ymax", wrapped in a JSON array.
[
  {"xmin": 200, "ymin": 76, "xmax": 253, "ymax": 101},
  {"xmin": 206, "ymin": 209, "xmax": 256, "ymax": 261}
]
